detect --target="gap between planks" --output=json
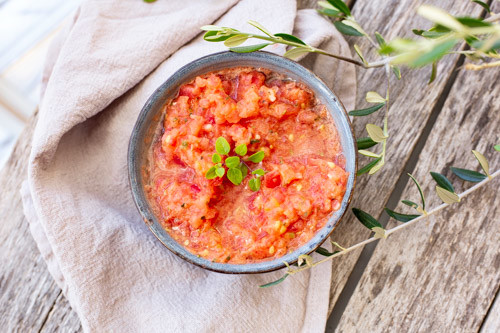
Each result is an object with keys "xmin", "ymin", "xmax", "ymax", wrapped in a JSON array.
[{"xmin": 325, "ymin": 4, "xmax": 492, "ymax": 331}]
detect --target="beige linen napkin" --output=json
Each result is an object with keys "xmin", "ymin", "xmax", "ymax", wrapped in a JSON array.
[{"xmin": 21, "ymin": 0, "xmax": 356, "ymax": 331}]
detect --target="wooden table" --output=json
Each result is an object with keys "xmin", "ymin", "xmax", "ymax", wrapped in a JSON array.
[{"xmin": 1, "ymin": 0, "xmax": 499, "ymax": 332}]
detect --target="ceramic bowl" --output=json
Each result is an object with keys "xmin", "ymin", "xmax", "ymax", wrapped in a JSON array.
[{"xmin": 128, "ymin": 51, "xmax": 356, "ymax": 274}]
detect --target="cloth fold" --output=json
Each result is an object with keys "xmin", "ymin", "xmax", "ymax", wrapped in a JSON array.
[{"xmin": 21, "ymin": 1, "xmax": 356, "ymax": 331}]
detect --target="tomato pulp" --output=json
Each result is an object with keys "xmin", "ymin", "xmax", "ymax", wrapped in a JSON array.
[{"xmin": 146, "ymin": 67, "xmax": 348, "ymax": 264}]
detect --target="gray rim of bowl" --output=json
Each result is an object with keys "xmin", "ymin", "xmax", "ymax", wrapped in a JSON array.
[{"xmin": 128, "ymin": 50, "xmax": 357, "ymax": 274}]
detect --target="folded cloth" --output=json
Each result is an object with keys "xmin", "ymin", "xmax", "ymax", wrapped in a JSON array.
[{"xmin": 21, "ymin": 0, "xmax": 356, "ymax": 331}]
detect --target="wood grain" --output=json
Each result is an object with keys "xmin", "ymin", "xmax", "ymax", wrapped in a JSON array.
[
  {"xmin": 334, "ymin": 46, "xmax": 500, "ymax": 331},
  {"xmin": 0, "ymin": 112, "xmax": 81, "ymax": 332},
  {"xmin": 481, "ymin": 289, "xmax": 500, "ymax": 333},
  {"xmin": 325, "ymin": 0, "xmax": 485, "ymax": 314}
]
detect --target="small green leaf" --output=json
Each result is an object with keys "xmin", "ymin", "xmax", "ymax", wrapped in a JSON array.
[
  {"xmin": 200, "ymin": 25, "xmax": 224, "ymax": 31},
  {"xmin": 224, "ymin": 35, "xmax": 249, "ymax": 47},
  {"xmin": 366, "ymin": 124, "xmax": 387, "ymax": 143},
  {"xmin": 327, "ymin": 0, "xmax": 351, "ymax": 16},
  {"xmin": 247, "ymin": 20, "xmax": 273, "ymax": 37},
  {"xmin": 239, "ymin": 163, "xmax": 248, "ymax": 179},
  {"xmin": 410, "ymin": 39, "xmax": 458, "ymax": 67},
  {"xmin": 315, "ymin": 247, "xmax": 339, "ymax": 257},
  {"xmin": 341, "ymin": 19, "xmax": 365, "ymax": 36},
  {"xmin": 248, "ymin": 151, "xmax": 265, "ymax": 163},
  {"xmin": 225, "ymin": 156, "xmax": 240, "ymax": 169},
  {"xmin": 333, "ymin": 21, "xmax": 363, "ymax": 36},
  {"xmin": 408, "ymin": 173, "xmax": 426, "ymax": 210},
  {"xmin": 457, "ymin": 16, "xmax": 492, "ymax": 28},
  {"xmin": 384, "ymin": 208, "xmax": 420, "ymax": 222},
  {"xmin": 412, "ymin": 29, "xmax": 425, "ymax": 36},
  {"xmin": 417, "ymin": 5, "xmax": 464, "ymax": 32},
  {"xmin": 472, "ymin": 0, "xmax": 491, "ymax": 13},
  {"xmin": 429, "ymin": 61, "xmax": 437, "ymax": 84},
  {"xmin": 215, "ymin": 137, "xmax": 230, "ymax": 155},
  {"xmin": 368, "ymin": 159, "xmax": 384, "ymax": 175},
  {"xmin": 203, "ymin": 31, "xmax": 234, "ymax": 42},
  {"xmin": 391, "ymin": 66, "xmax": 402, "ymax": 80},
  {"xmin": 357, "ymin": 157, "xmax": 381, "ymax": 176},
  {"xmin": 430, "ymin": 172, "xmax": 454, "ymax": 193},
  {"xmin": 227, "ymin": 168, "xmax": 243, "ymax": 185},
  {"xmin": 249, "ymin": 177, "xmax": 261, "ymax": 191},
  {"xmin": 284, "ymin": 47, "xmax": 311, "ymax": 60},
  {"xmin": 401, "ymin": 200, "xmax": 419, "ymax": 209},
  {"xmin": 472, "ymin": 150, "xmax": 490, "ymax": 177},
  {"xmin": 230, "ymin": 43, "xmax": 270, "ymax": 53},
  {"xmin": 352, "ymin": 208, "xmax": 383, "ymax": 230},
  {"xmin": 259, "ymin": 274, "xmax": 288, "ymax": 288},
  {"xmin": 234, "ymin": 144, "xmax": 247, "ymax": 156},
  {"xmin": 348, "ymin": 103, "xmax": 385, "ymax": 117},
  {"xmin": 317, "ymin": 8, "xmax": 342, "ymax": 18},
  {"xmin": 354, "ymin": 44, "xmax": 367, "ymax": 64},
  {"xmin": 212, "ymin": 153, "xmax": 221, "ymax": 163},
  {"xmin": 215, "ymin": 167, "xmax": 225, "ymax": 178},
  {"xmin": 358, "ymin": 150, "xmax": 380, "ymax": 158},
  {"xmin": 451, "ymin": 167, "xmax": 487, "ymax": 182},
  {"xmin": 357, "ymin": 137, "xmax": 377, "ymax": 150},
  {"xmin": 252, "ymin": 169, "xmax": 266, "ymax": 176},
  {"xmin": 436, "ymin": 186, "xmax": 460, "ymax": 204},
  {"xmin": 366, "ymin": 91, "xmax": 386, "ymax": 104},
  {"xmin": 494, "ymin": 144, "xmax": 500, "ymax": 152},
  {"xmin": 274, "ymin": 33, "xmax": 306, "ymax": 45},
  {"xmin": 375, "ymin": 32, "xmax": 386, "ymax": 46},
  {"xmin": 205, "ymin": 167, "xmax": 217, "ymax": 179}
]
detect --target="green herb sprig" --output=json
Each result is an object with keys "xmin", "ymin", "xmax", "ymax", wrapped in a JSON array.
[{"xmin": 205, "ymin": 137, "xmax": 266, "ymax": 191}]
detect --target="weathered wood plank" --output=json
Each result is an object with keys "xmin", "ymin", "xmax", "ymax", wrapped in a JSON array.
[
  {"xmin": 325, "ymin": 0, "xmax": 484, "ymax": 315},
  {"xmin": 0, "ymin": 112, "xmax": 81, "ymax": 332},
  {"xmin": 481, "ymin": 289, "xmax": 500, "ymax": 333},
  {"xmin": 334, "ymin": 45, "xmax": 500, "ymax": 331},
  {"xmin": 40, "ymin": 293, "xmax": 82, "ymax": 333}
]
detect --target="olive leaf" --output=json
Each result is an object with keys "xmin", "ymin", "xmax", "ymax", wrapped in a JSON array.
[
  {"xmin": 430, "ymin": 172, "xmax": 454, "ymax": 193},
  {"xmin": 401, "ymin": 199, "xmax": 419, "ymax": 209},
  {"xmin": 203, "ymin": 30, "xmax": 235, "ymax": 42},
  {"xmin": 224, "ymin": 35, "xmax": 249, "ymax": 47},
  {"xmin": 417, "ymin": 5, "xmax": 464, "ymax": 32},
  {"xmin": 230, "ymin": 43, "xmax": 270, "ymax": 53},
  {"xmin": 354, "ymin": 44, "xmax": 367, "ymax": 65},
  {"xmin": 358, "ymin": 150, "xmax": 381, "ymax": 158},
  {"xmin": 357, "ymin": 157, "xmax": 381, "ymax": 176},
  {"xmin": 327, "ymin": 0, "xmax": 351, "ymax": 16},
  {"xmin": 375, "ymin": 32, "xmax": 386, "ymax": 46},
  {"xmin": 284, "ymin": 47, "xmax": 311, "ymax": 60},
  {"xmin": 352, "ymin": 208, "xmax": 383, "ymax": 230},
  {"xmin": 333, "ymin": 21, "xmax": 364, "ymax": 36},
  {"xmin": 315, "ymin": 247, "xmax": 339, "ymax": 256},
  {"xmin": 247, "ymin": 20, "xmax": 273, "ymax": 37},
  {"xmin": 274, "ymin": 33, "xmax": 306, "ymax": 45},
  {"xmin": 342, "ymin": 19, "xmax": 365, "ymax": 36},
  {"xmin": 215, "ymin": 137, "xmax": 230, "ymax": 155},
  {"xmin": 369, "ymin": 159, "xmax": 385, "ymax": 175},
  {"xmin": 392, "ymin": 66, "xmax": 402, "ymax": 80},
  {"xmin": 248, "ymin": 151, "xmax": 265, "ymax": 163},
  {"xmin": 472, "ymin": 0, "xmax": 491, "ymax": 13},
  {"xmin": 317, "ymin": 8, "xmax": 342, "ymax": 18},
  {"xmin": 450, "ymin": 167, "xmax": 487, "ymax": 182},
  {"xmin": 436, "ymin": 186, "xmax": 460, "ymax": 204},
  {"xmin": 259, "ymin": 273, "xmax": 288, "ymax": 288},
  {"xmin": 366, "ymin": 91, "xmax": 386, "ymax": 104},
  {"xmin": 200, "ymin": 25, "xmax": 224, "ymax": 31},
  {"xmin": 410, "ymin": 39, "xmax": 458, "ymax": 67},
  {"xmin": 225, "ymin": 156, "xmax": 240, "ymax": 168},
  {"xmin": 384, "ymin": 208, "xmax": 419, "ymax": 222},
  {"xmin": 348, "ymin": 103, "xmax": 385, "ymax": 116},
  {"xmin": 472, "ymin": 150, "xmax": 490, "ymax": 177},
  {"xmin": 227, "ymin": 168, "xmax": 243, "ymax": 185},
  {"xmin": 408, "ymin": 173, "xmax": 426, "ymax": 210},
  {"xmin": 357, "ymin": 137, "xmax": 378, "ymax": 149},
  {"xmin": 366, "ymin": 124, "xmax": 387, "ymax": 142},
  {"xmin": 428, "ymin": 61, "xmax": 437, "ymax": 84}
]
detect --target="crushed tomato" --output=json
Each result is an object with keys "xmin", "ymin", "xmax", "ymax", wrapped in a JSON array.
[{"xmin": 146, "ymin": 67, "xmax": 348, "ymax": 264}]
